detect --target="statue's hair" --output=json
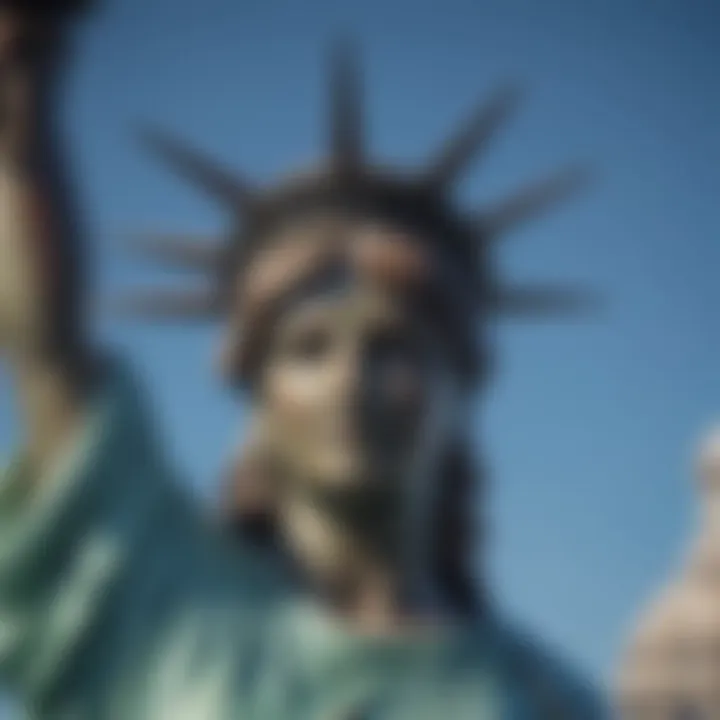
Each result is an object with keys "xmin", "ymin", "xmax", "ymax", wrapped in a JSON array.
[{"xmin": 119, "ymin": 41, "xmax": 593, "ymax": 387}]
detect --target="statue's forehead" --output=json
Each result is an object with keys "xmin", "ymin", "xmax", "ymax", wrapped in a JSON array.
[
  {"xmin": 271, "ymin": 274, "xmax": 410, "ymax": 332},
  {"xmin": 240, "ymin": 216, "xmax": 434, "ymax": 316}
]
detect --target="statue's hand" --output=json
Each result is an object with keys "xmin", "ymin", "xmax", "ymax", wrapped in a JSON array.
[
  {"xmin": 0, "ymin": 6, "xmax": 68, "ymax": 355},
  {"xmin": 0, "ymin": 6, "xmax": 63, "ymax": 156}
]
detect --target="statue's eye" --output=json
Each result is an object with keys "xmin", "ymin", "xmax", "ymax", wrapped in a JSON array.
[
  {"xmin": 287, "ymin": 326, "xmax": 333, "ymax": 362},
  {"xmin": 367, "ymin": 328, "xmax": 422, "ymax": 371}
]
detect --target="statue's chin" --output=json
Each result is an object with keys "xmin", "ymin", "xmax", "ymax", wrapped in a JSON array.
[
  {"xmin": 304, "ymin": 471, "xmax": 373, "ymax": 497},
  {"xmin": 304, "ymin": 460, "xmax": 393, "ymax": 495},
  {"xmin": 300, "ymin": 464, "xmax": 404, "ymax": 511},
  {"xmin": 285, "ymin": 448, "xmax": 411, "ymax": 515}
]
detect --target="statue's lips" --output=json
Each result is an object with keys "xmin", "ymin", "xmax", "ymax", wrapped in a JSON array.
[{"xmin": 307, "ymin": 422, "xmax": 410, "ymax": 466}]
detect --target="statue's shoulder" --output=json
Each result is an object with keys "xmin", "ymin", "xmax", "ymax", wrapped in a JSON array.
[{"xmin": 494, "ymin": 619, "xmax": 608, "ymax": 719}]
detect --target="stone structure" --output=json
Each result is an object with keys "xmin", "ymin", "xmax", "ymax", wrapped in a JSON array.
[{"xmin": 617, "ymin": 428, "xmax": 720, "ymax": 719}]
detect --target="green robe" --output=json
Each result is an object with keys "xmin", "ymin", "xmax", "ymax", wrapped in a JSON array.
[{"xmin": 0, "ymin": 359, "xmax": 606, "ymax": 718}]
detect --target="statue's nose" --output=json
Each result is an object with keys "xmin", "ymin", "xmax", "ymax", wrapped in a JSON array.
[{"xmin": 327, "ymin": 346, "xmax": 365, "ymax": 405}]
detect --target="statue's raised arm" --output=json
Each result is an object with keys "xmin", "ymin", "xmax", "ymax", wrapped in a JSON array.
[
  {"xmin": 0, "ymin": 0, "xmax": 93, "ymax": 475},
  {"xmin": 0, "ymin": 7, "xmax": 292, "ymax": 716}
]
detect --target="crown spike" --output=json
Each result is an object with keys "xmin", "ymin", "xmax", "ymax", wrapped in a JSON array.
[
  {"xmin": 329, "ymin": 39, "xmax": 364, "ymax": 174},
  {"xmin": 424, "ymin": 85, "xmax": 521, "ymax": 191},
  {"xmin": 110, "ymin": 287, "xmax": 222, "ymax": 321},
  {"xmin": 493, "ymin": 284, "xmax": 597, "ymax": 317},
  {"xmin": 138, "ymin": 124, "xmax": 256, "ymax": 211},
  {"xmin": 125, "ymin": 233, "xmax": 225, "ymax": 273},
  {"xmin": 479, "ymin": 165, "xmax": 592, "ymax": 239}
]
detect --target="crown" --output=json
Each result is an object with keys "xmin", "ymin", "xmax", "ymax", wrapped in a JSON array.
[{"xmin": 118, "ymin": 43, "xmax": 593, "ymax": 328}]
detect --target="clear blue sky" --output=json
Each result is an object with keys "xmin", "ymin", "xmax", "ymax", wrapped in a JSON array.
[{"xmin": 1, "ymin": 0, "xmax": 720, "ymax": 691}]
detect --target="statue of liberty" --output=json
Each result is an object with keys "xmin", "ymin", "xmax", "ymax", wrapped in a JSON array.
[{"xmin": 0, "ymin": 2, "xmax": 606, "ymax": 717}]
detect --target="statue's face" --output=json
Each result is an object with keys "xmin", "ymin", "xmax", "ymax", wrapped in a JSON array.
[{"xmin": 254, "ymin": 222, "xmax": 464, "ymax": 506}]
